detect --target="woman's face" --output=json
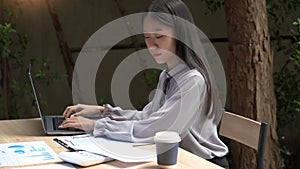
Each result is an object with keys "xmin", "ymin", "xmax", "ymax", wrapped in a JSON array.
[{"xmin": 143, "ymin": 16, "xmax": 180, "ymax": 70}]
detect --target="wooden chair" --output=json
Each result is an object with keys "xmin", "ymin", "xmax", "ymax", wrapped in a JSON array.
[{"xmin": 219, "ymin": 111, "xmax": 268, "ymax": 169}]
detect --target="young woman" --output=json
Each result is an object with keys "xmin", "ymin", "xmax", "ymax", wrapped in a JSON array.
[{"xmin": 60, "ymin": 0, "xmax": 229, "ymax": 168}]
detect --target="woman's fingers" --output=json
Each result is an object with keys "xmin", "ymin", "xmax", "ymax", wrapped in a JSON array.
[
  {"xmin": 62, "ymin": 106, "xmax": 72, "ymax": 118},
  {"xmin": 59, "ymin": 117, "xmax": 81, "ymax": 130},
  {"xmin": 62, "ymin": 105, "xmax": 77, "ymax": 118},
  {"xmin": 59, "ymin": 116, "xmax": 96, "ymax": 132},
  {"xmin": 59, "ymin": 116, "xmax": 95, "ymax": 132},
  {"xmin": 63, "ymin": 104, "xmax": 105, "ymax": 118}
]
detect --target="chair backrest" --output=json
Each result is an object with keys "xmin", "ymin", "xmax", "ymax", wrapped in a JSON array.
[{"xmin": 219, "ymin": 111, "xmax": 268, "ymax": 169}]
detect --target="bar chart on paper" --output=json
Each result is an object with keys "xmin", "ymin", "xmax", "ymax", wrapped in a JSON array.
[{"xmin": 0, "ymin": 141, "xmax": 62, "ymax": 167}]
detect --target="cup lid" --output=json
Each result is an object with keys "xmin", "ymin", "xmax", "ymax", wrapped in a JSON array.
[{"xmin": 154, "ymin": 131, "xmax": 181, "ymax": 143}]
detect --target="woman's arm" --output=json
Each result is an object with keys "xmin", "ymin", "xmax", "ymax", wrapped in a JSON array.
[
  {"xmin": 101, "ymin": 102, "xmax": 153, "ymax": 121},
  {"xmin": 93, "ymin": 73, "xmax": 206, "ymax": 143},
  {"xmin": 62, "ymin": 104, "xmax": 105, "ymax": 118}
]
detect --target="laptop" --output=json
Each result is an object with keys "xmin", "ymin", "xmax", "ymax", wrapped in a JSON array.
[{"xmin": 28, "ymin": 65, "xmax": 86, "ymax": 135}]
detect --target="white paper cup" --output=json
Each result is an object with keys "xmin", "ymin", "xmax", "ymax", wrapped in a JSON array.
[{"xmin": 154, "ymin": 131, "xmax": 181, "ymax": 168}]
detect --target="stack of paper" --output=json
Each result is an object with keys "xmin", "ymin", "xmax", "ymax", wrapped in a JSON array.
[{"xmin": 58, "ymin": 134, "xmax": 156, "ymax": 162}]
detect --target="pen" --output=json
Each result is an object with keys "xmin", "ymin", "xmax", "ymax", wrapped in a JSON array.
[
  {"xmin": 53, "ymin": 138, "xmax": 77, "ymax": 152},
  {"xmin": 53, "ymin": 138, "xmax": 108, "ymax": 157}
]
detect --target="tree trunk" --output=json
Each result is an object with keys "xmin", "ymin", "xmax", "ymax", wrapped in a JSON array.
[
  {"xmin": 0, "ymin": 58, "xmax": 9, "ymax": 119},
  {"xmin": 0, "ymin": 0, "xmax": 9, "ymax": 120},
  {"xmin": 45, "ymin": 0, "xmax": 74, "ymax": 88},
  {"xmin": 224, "ymin": 0, "xmax": 282, "ymax": 169}
]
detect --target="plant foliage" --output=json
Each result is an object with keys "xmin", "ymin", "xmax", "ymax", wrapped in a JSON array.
[
  {"xmin": 273, "ymin": 19, "xmax": 300, "ymax": 169},
  {"xmin": 0, "ymin": 10, "xmax": 66, "ymax": 119}
]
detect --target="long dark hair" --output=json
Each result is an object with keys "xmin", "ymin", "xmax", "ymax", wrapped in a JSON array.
[{"xmin": 143, "ymin": 0, "xmax": 222, "ymax": 120}]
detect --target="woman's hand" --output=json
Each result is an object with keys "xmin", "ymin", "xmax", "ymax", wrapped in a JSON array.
[
  {"xmin": 62, "ymin": 104, "xmax": 105, "ymax": 118},
  {"xmin": 59, "ymin": 116, "xmax": 96, "ymax": 132}
]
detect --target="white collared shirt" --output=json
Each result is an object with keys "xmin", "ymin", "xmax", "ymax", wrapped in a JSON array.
[{"xmin": 93, "ymin": 63, "xmax": 228, "ymax": 159}]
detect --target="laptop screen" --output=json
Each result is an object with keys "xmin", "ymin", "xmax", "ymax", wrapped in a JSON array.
[{"xmin": 28, "ymin": 64, "xmax": 47, "ymax": 131}]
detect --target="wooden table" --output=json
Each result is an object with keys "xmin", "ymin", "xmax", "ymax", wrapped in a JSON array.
[{"xmin": 0, "ymin": 118, "xmax": 224, "ymax": 169}]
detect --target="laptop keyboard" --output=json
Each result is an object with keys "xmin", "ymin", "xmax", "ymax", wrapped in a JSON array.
[
  {"xmin": 52, "ymin": 117, "xmax": 83, "ymax": 131},
  {"xmin": 53, "ymin": 117, "xmax": 66, "ymax": 130}
]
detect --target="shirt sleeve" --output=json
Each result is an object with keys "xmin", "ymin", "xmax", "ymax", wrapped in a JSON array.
[
  {"xmin": 93, "ymin": 73, "xmax": 207, "ymax": 143},
  {"xmin": 101, "ymin": 101, "xmax": 153, "ymax": 121}
]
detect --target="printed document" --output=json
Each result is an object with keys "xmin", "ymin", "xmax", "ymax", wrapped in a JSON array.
[{"xmin": 0, "ymin": 141, "xmax": 62, "ymax": 167}]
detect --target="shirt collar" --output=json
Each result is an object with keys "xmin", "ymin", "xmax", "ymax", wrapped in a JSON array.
[{"xmin": 166, "ymin": 63, "xmax": 188, "ymax": 77}]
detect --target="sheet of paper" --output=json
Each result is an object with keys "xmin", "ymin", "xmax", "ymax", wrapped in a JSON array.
[
  {"xmin": 91, "ymin": 136, "xmax": 156, "ymax": 162},
  {"xmin": 0, "ymin": 141, "xmax": 62, "ymax": 167},
  {"xmin": 59, "ymin": 134, "xmax": 156, "ymax": 162}
]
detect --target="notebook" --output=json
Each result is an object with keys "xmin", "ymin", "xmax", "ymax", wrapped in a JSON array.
[{"xmin": 28, "ymin": 65, "xmax": 85, "ymax": 135}]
